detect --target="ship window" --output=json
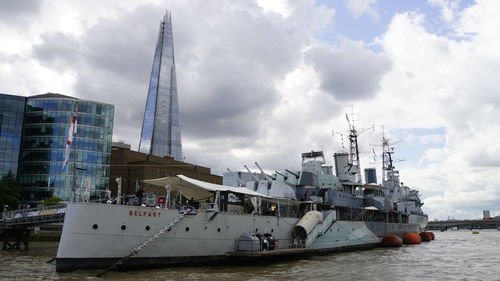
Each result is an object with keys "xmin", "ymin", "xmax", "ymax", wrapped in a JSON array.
[
  {"xmin": 271, "ymin": 229, "xmax": 274, "ymax": 233},
  {"xmin": 121, "ymin": 225, "xmax": 126, "ymax": 230},
  {"xmin": 92, "ymin": 224, "xmax": 98, "ymax": 230},
  {"xmin": 217, "ymin": 227, "xmax": 221, "ymax": 232},
  {"xmin": 185, "ymin": 227, "xmax": 190, "ymax": 232},
  {"xmin": 145, "ymin": 225, "xmax": 150, "ymax": 231}
]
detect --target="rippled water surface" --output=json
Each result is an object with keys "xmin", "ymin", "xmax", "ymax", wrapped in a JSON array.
[{"xmin": 1, "ymin": 230, "xmax": 500, "ymax": 281}]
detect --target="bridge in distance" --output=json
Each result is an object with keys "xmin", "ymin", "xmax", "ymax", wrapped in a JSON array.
[
  {"xmin": 0, "ymin": 205, "xmax": 65, "ymax": 250},
  {"xmin": 427, "ymin": 219, "xmax": 500, "ymax": 230}
]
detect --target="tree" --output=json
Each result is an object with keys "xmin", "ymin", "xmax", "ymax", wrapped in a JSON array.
[
  {"xmin": 0, "ymin": 171, "xmax": 20, "ymax": 212},
  {"xmin": 42, "ymin": 196, "xmax": 62, "ymax": 206}
]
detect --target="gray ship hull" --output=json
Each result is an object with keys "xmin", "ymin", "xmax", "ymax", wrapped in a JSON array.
[{"xmin": 56, "ymin": 203, "xmax": 427, "ymax": 272}]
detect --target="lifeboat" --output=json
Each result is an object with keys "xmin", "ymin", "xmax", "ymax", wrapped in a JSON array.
[
  {"xmin": 403, "ymin": 233, "xmax": 421, "ymax": 244},
  {"xmin": 381, "ymin": 234, "xmax": 403, "ymax": 247},
  {"xmin": 419, "ymin": 232, "xmax": 432, "ymax": 242}
]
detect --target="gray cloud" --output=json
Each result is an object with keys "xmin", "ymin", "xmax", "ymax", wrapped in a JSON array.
[
  {"xmin": 33, "ymin": 32, "xmax": 79, "ymax": 68},
  {"xmin": 174, "ymin": 3, "xmax": 308, "ymax": 139},
  {"xmin": 306, "ymin": 40, "xmax": 391, "ymax": 101},
  {"xmin": 0, "ymin": 0, "xmax": 43, "ymax": 24},
  {"xmin": 32, "ymin": 4, "xmax": 165, "ymax": 149},
  {"xmin": 31, "ymin": 1, "xmax": 311, "ymax": 151}
]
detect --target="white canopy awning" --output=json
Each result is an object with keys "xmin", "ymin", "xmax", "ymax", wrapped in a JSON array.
[{"xmin": 143, "ymin": 174, "xmax": 270, "ymax": 201}]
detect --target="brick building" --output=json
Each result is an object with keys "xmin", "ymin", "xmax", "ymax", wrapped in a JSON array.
[{"xmin": 110, "ymin": 142, "xmax": 221, "ymax": 197}]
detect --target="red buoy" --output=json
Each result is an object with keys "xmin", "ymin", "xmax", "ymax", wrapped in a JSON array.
[
  {"xmin": 382, "ymin": 234, "xmax": 403, "ymax": 247},
  {"xmin": 403, "ymin": 233, "xmax": 422, "ymax": 244},
  {"xmin": 419, "ymin": 232, "xmax": 432, "ymax": 242}
]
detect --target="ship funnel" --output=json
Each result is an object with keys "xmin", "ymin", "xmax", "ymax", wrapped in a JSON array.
[{"xmin": 334, "ymin": 153, "xmax": 353, "ymax": 181}]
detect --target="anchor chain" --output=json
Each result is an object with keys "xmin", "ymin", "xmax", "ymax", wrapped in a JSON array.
[{"xmin": 96, "ymin": 208, "xmax": 191, "ymax": 277}]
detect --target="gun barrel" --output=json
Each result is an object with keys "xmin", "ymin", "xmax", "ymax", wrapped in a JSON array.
[
  {"xmin": 275, "ymin": 171, "xmax": 288, "ymax": 180},
  {"xmin": 255, "ymin": 162, "xmax": 275, "ymax": 180},
  {"xmin": 285, "ymin": 169, "xmax": 300, "ymax": 178},
  {"xmin": 226, "ymin": 168, "xmax": 246, "ymax": 186},
  {"xmin": 243, "ymin": 165, "xmax": 260, "ymax": 181}
]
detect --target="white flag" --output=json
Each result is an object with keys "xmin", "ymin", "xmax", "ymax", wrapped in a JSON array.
[{"xmin": 62, "ymin": 111, "xmax": 78, "ymax": 170}]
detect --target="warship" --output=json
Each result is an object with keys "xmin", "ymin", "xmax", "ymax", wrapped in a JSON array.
[{"xmin": 56, "ymin": 124, "xmax": 428, "ymax": 273}]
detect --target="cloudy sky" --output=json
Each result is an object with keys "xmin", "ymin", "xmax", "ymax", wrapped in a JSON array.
[{"xmin": 1, "ymin": 0, "xmax": 499, "ymax": 220}]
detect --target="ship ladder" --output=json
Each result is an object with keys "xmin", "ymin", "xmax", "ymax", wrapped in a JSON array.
[
  {"xmin": 96, "ymin": 208, "xmax": 191, "ymax": 277},
  {"xmin": 305, "ymin": 210, "xmax": 336, "ymax": 248}
]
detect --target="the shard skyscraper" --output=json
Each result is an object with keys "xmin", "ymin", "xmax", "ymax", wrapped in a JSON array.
[{"xmin": 139, "ymin": 11, "xmax": 183, "ymax": 161}]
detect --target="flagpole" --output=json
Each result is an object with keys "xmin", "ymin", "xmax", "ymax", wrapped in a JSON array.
[{"xmin": 72, "ymin": 102, "xmax": 78, "ymax": 202}]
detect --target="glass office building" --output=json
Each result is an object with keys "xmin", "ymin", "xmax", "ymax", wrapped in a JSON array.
[
  {"xmin": 139, "ymin": 10, "xmax": 183, "ymax": 161},
  {"xmin": 0, "ymin": 93, "xmax": 26, "ymax": 177},
  {"xmin": 17, "ymin": 93, "xmax": 114, "ymax": 205}
]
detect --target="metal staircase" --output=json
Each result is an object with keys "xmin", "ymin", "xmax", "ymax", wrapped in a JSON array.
[
  {"xmin": 96, "ymin": 208, "xmax": 191, "ymax": 277},
  {"xmin": 305, "ymin": 211, "xmax": 336, "ymax": 248}
]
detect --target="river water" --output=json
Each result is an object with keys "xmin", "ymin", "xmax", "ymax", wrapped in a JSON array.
[{"xmin": 1, "ymin": 230, "xmax": 499, "ymax": 281}]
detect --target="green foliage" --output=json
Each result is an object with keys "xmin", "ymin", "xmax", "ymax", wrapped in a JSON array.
[
  {"xmin": 42, "ymin": 196, "xmax": 62, "ymax": 206},
  {"xmin": 0, "ymin": 171, "xmax": 20, "ymax": 212}
]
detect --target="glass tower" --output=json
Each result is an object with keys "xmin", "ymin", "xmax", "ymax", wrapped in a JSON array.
[
  {"xmin": 139, "ymin": 11, "xmax": 183, "ymax": 161},
  {"xmin": 0, "ymin": 93, "xmax": 26, "ymax": 177},
  {"xmin": 18, "ymin": 93, "xmax": 114, "ymax": 206}
]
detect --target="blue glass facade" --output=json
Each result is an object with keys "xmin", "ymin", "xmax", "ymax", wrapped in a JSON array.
[
  {"xmin": 139, "ymin": 11, "xmax": 183, "ymax": 161},
  {"xmin": 17, "ymin": 94, "xmax": 114, "ymax": 205},
  {"xmin": 0, "ymin": 93, "xmax": 26, "ymax": 177}
]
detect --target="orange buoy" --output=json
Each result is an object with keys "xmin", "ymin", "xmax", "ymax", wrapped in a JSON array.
[
  {"xmin": 403, "ymin": 233, "xmax": 422, "ymax": 244},
  {"xmin": 429, "ymin": 232, "xmax": 435, "ymax": 240},
  {"xmin": 382, "ymin": 234, "xmax": 403, "ymax": 247},
  {"xmin": 419, "ymin": 232, "xmax": 432, "ymax": 242}
]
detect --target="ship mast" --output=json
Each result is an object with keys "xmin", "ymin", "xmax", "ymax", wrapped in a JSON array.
[
  {"xmin": 382, "ymin": 135, "xmax": 394, "ymax": 180},
  {"xmin": 347, "ymin": 115, "xmax": 360, "ymax": 177},
  {"xmin": 345, "ymin": 112, "xmax": 373, "ymax": 183}
]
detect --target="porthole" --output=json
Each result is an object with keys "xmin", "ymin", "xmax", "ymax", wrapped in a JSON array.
[
  {"xmin": 271, "ymin": 229, "xmax": 274, "ymax": 233},
  {"xmin": 121, "ymin": 225, "xmax": 126, "ymax": 230},
  {"xmin": 217, "ymin": 227, "xmax": 221, "ymax": 232},
  {"xmin": 145, "ymin": 225, "xmax": 150, "ymax": 231},
  {"xmin": 92, "ymin": 224, "xmax": 98, "ymax": 230},
  {"xmin": 185, "ymin": 227, "xmax": 190, "ymax": 232}
]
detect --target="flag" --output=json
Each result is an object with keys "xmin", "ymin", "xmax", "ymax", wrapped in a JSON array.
[{"xmin": 62, "ymin": 110, "xmax": 78, "ymax": 170}]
